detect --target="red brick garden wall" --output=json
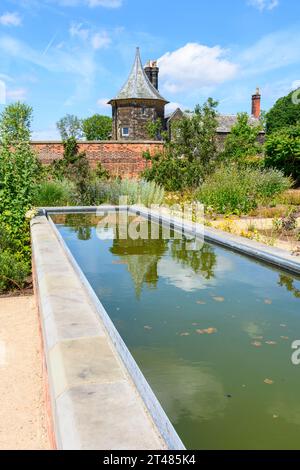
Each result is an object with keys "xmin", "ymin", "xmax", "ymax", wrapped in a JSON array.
[{"xmin": 31, "ymin": 141, "xmax": 164, "ymax": 178}]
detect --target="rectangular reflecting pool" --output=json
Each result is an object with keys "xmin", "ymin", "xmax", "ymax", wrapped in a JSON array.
[{"xmin": 52, "ymin": 212, "xmax": 300, "ymax": 450}]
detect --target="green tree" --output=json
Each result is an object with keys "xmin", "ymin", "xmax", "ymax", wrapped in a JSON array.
[
  {"xmin": 143, "ymin": 99, "xmax": 219, "ymax": 191},
  {"xmin": 222, "ymin": 112, "xmax": 264, "ymax": 166},
  {"xmin": 82, "ymin": 114, "xmax": 112, "ymax": 141},
  {"xmin": 52, "ymin": 137, "xmax": 91, "ymax": 203},
  {"xmin": 264, "ymin": 124, "xmax": 300, "ymax": 183},
  {"xmin": 0, "ymin": 101, "xmax": 32, "ymax": 142},
  {"xmin": 57, "ymin": 114, "xmax": 83, "ymax": 140},
  {"xmin": 0, "ymin": 102, "xmax": 40, "ymax": 291},
  {"xmin": 266, "ymin": 88, "xmax": 300, "ymax": 134}
]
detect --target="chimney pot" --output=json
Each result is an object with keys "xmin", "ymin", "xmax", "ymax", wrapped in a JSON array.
[{"xmin": 144, "ymin": 60, "xmax": 159, "ymax": 90}]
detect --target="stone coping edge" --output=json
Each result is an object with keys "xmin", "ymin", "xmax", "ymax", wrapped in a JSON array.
[
  {"xmin": 46, "ymin": 214, "xmax": 185, "ymax": 451},
  {"xmin": 131, "ymin": 206, "xmax": 300, "ymax": 276},
  {"xmin": 43, "ymin": 205, "xmax": 300, "ymax": 276}
]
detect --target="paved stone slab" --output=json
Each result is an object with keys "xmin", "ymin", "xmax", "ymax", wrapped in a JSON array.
[
  {"xmin": 56, "ymin": 381, "xmax": 163, "ymax": 450},
  {"xmin": 50, "ymin": 337, "xmax": 125, "ymax": 398}
]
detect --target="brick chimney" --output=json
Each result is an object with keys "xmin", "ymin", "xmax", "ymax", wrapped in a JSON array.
[
  {"xmin": 144, "ymin": 60, "xmax": 159, "ymax": 90},
  {"xmin": 252, "ymin": 87, "xmax": 261, "ymax": 119}
]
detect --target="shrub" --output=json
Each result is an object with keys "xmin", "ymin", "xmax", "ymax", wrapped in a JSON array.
[
  {"xmin": 254, "ymin": 168, "xmax": 293, "ymax": 201},
  {"xmin": 138, "ymin": 180, "xmax": 165, "ymax": 207},
  {"xmin": 84, "ymin": 178, "xmax": 164, "ymax": 207},
  {"xmin": 278, "ymin": 190, "xmax": 300, "ymax": 206},
  {"xmin": 222, "ymin": 112, "xmax": 264, "ymax": 166},
  {"xmin": 51, "ymin": 137, "xmax": 91, "ymax": 204},
  {"xmin": 0, "ymin": 250, "xmax": 30, "ymax": 293},
  {"xmin": 273, "ymin": 210, "xmax": 298, "ymax": 233},
  {"xmin": 92, "ymin": 162, "xmax": 110, "ymax": 181},
  {"xmin": 109, "ymin": 179, "xmax": 165, "ymax": 206},
  {"xmin": 86, "ymin": 179, "xmax": 119, "ymax": 206},
  {"xmin": 143, "ymin": 99, "xmax": 219, "ymax": 191},
  {"xmin": 264, "ymin": 125, "xmax": 300, "ymax": 184},
  {"xmin": 197, "ymin": 165, "xmax": 291, "ymax": 215},
  {"xmin": 32, "ymin": 179, "xmax": 75, "ymax": 207}
]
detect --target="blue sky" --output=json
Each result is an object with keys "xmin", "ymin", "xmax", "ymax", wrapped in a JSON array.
[{"xmin": 0, "ymin": 0, "xmax": 299, "ymax": 139}]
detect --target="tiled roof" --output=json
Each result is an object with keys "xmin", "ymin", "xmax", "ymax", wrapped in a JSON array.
[
  {"xmin": 166, "ymin": 108, "xmax": 264, "ymax": 133},
  {"xmin": 109, "ymin": 48, "xmax": 168, "ymax": 104},
  {"xmin": 216, "ymin": 114, "xmax": 261, "ymax": 133}
]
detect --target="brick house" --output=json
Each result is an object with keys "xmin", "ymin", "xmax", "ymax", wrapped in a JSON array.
[
  {"xmin": 108, "ymin": 48, "xmax": 264, "ymax": 144},
  {"xmin": 165, "ymin": 88, "xmax": 265, "ymax": 145}
]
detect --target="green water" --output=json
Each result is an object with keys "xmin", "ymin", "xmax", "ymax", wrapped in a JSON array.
[{"xmin": 53, "ymin": 213, "xmax": 300, "ymax": 450}]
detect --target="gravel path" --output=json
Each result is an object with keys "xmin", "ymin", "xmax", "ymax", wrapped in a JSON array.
[{"xmin": 0, "ymin": 296, "xmax": 51, "ymax": 450}]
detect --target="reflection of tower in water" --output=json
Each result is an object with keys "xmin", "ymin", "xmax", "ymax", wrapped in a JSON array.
[
  {"xmin": 110, "ymin": 218, "xmax": 217, "ymax": 297},
  {"xmin": 110, "ymin": 220, "xmax": 168, "ymax": 299}
]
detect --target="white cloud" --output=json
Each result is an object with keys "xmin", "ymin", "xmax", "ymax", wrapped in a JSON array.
[
  {"xmin": 87, "ymin": 0, "xmax": 122, "ymax": 6},
  {"xmin": 248, "ymin": 0, "xmax": 279, "ymax": 11},
  {"xmin": 51, "ymin": 0, "xmax": 122, "ymax": 7},
  {"xmin": 0, "ymin": 34, "xmax": 98, "ymax": 105},
  {"xmin": 0, "ymin": 12, "xmax": 22, "ymax": 26},
  {"xmin": 97, "ymin": 97, "xmax": 110, "ymax": 108},
  {"xmin": 158, "ymin": 43, "xmax": 238, "ymax": 94},
  {"xmin": 7, "ymin": 88, "xmax": 27, "ymax": 101},
  {"xmin": 91, "ymin": 32, "xmax": 111, "ymax": 50},
  {"xmin": 240, "ymin": 29, "xmax": 300, "ymax": 76},
  {"xmin": 69, "ymin": 23, "xmax": 89, "ymax": 40},
  {"xmin": 165, "ymin": 102, "xmax": 184, "ymax": 114},
  {"xmin": 69, "ymin": 23, "xmax": 111, "ymax": 50}
]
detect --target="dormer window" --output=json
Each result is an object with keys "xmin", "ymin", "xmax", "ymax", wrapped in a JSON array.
[{"xmin": 122, "ymin": 127, "xmax": 129, "ymax": 137}]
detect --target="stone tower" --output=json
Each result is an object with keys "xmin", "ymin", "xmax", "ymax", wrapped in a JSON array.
[{"xmin": 108, "ymin": 48, "xmax": 169, "ymax": 141}]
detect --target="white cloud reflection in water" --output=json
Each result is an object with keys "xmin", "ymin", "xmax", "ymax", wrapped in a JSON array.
[
  {"xmin": 133, "ymin": 348, "xmax": 228, "ymax": 424},
  {"xmin": 157, "ymin": 254, "xmax": 234, "ymax": 293}
]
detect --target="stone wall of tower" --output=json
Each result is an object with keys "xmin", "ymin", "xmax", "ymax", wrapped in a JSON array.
[{"xmin": 112, "ymin": 99, "xmax": 165, "ymax": 140}]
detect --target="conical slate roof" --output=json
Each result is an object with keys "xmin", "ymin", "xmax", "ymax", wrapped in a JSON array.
[{"xmin": 109, "ymin": 48, "xmax": 168, "ymax": 104}]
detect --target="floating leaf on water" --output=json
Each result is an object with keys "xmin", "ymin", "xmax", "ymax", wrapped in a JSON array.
[
  {"xmin": 264, "ymin": 378, "xmax": 274, "ymax": 385},
  {"xmin": 196, "ymin": 300, "xmax": 206, "ymax": 305},
  {"xmin": 180, "ymin": 332, "xmax": 190, "ymax": 337},
  {"xmin": 213, "ymin": 297, "xmax": 225, "ymax": 302},
  {"xmin": 196, "ymin": 327, "xmax": 217, "ymax": 335},
  {"xmin": 264, "ymin": 299, "xmax": 272, "ymax": 305},
  {"xmin": 144, "ymin": 326, "xmax": 152, "ymax": 330},
  {"xmin": 251, "ymin": 341, "xmax": 262, "ymax": 347},
  {"xmin": 265, "ymin": 341, "xmax": 277, "ymax": 345}
]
